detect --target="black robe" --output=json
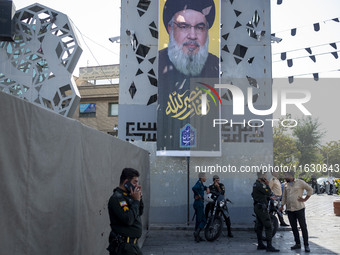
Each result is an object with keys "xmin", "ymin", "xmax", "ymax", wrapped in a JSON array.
[{"xmin": 157, "ymin": 47, "xmax": 220, "ymax": 153}]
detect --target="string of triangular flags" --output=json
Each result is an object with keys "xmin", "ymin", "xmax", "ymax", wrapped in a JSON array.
[
  {"xmin": 271, "ymin": 17, "xmax": 340, "ymax": 36},
  {"xmin": 272, "ymin": 42, "xmax": 339, "ymax": 67},
  {"xmin": 273, "ymin": 41, "xmax": 340, "ymax": 56},
  {"xmin": 286, "ymin": 69, "xmax": 340, "ymax": 83}
]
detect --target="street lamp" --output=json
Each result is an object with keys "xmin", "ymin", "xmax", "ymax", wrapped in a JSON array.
[{"xmin": 109, "ymin": 36, "xmax": 120, "ymax": 43}]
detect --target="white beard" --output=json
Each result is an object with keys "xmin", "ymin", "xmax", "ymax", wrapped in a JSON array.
[{"xmin": 167, "ymin": 30, "xmax": 209, "ymax": 76}]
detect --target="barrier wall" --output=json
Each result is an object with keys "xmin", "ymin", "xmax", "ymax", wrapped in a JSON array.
[{"xmin": 0, "ymin": 91, "xmax": 150, "ymax": 255}]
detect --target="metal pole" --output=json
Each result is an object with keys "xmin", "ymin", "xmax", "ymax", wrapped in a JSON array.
[
  {"xmin": 326, "ymin": 147, "xmax": 340, "ymax": 177},
  {"xmin": 187, "ymin": 156, "xmax": 190, "ymax": 225},
  {"xmin": 327, "ymin": 152, "xmax": 329, "ymax": 177}
]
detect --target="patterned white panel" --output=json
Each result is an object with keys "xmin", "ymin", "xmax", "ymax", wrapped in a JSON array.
[
  {"xmin": 0, "ymin": 3, "xmax": 82, "ymax": 117},
  {"xmin": 220, "ymin": 0, "xmax": 272, "ymax": 106},
  {"xmin": 119, "ymin": 0, "xmax": 158, "ymax": 106}
]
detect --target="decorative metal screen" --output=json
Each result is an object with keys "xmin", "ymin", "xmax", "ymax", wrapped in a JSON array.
[{"xmin": 0, "ymin": 3, "xmax": 82, "ymax": 117}]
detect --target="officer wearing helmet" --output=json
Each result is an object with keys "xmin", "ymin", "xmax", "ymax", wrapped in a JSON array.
[{"xmin": 205, "ymin": 175, "xmax": 233, "ymax": 237}]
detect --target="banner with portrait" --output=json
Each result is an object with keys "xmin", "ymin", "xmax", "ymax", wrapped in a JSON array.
[{"xmin": 157, "ymin": 0, "xmax": 221, "ymax": 156}]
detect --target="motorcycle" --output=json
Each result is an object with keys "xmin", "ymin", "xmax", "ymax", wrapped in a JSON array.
[
  {"xmin": 204, "ymin": 192, "xmax": 232, "ymax": 241},
  {"xmin": 253, "ymin": 196, "xmax": 280, "ymax": 240}
]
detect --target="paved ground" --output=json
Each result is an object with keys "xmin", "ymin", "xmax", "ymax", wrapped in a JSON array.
[{"xmin": 142, "ymin": 194, "xmax": 340, "ymax": 254}]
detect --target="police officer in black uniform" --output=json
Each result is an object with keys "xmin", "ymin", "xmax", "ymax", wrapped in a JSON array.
[
  {"xmin": 192, "ymin": 172, "xmax": 210, "ymax": 242},
  {"xmin": 252, "ymin": 171, "xmax": 280, "ymax": 252},
  {"xmin": 107, "ymin": 168, "xmax": 144, "ymax": 255},
  {"xmin": 205, "ymin": 175, "xmax": 233, "ymax": 237}
]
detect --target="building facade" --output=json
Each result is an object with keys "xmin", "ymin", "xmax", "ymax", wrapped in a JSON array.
[{"xmin": 72, "ymin": 65, "xmax": 119, "ymax": 136}]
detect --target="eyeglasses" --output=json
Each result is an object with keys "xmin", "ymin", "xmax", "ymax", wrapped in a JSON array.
[{"xmin": 173, "ymin": 22, "xmax": 208, "ymax": 34}]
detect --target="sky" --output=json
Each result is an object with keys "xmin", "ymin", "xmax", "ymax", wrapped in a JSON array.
[
  {"xmin": 270, "ymin": 0, "xmax": 340, "ymax": 144},
  {"xmin": 271, "ymin": 0, "xmax": 340, "ymax": 78},
  {"xmin": 12, "ymin": 0, "xmax": 122, "ymax": 76},
  {"xmin": 12, "ymin": 0, "xmax": 340, "ymax": 78},
  {"xmin": 11, "ymin": 0, "xmax": 340, "ymax": 143}
]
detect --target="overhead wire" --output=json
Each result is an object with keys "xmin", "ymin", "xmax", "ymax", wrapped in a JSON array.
[
  {"xmin": 272, "ymin": 41, "xmax": 340, "ymax": 56},
  {"xmin": 275, "ymin": 68, "xmax": 340, "ymax": 79},
  {"xmin": 69, "ymin": 18, "xmax": 118, "ymax": 85},
  {"xmin": 272, "ymin": 50, "xmax": 340, "ymax": 63},
  {"xmin": 271, "ymin": 15, "xmax": 340, "ymax": 78},
  {"xmin": 271, "ymin": 17, "xmax": 340, "ymax": 35}
]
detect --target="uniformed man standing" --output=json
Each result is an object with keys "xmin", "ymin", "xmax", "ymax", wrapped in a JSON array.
[
  {"xmin": 192, "ymin": 172, "xmax": 210, "ymax": 242},
  {"xmin": 107, "ymin": 168, "xmax": 144, "ymax": 255},
  {"xmin": 205, "ymin": 175, "xmax": 233, "ymax": 237},
  {"xmin": 252, "ymin": 171, "xmax": 280, "ymax": 252}
]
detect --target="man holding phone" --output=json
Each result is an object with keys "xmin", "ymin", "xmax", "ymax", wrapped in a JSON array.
[{"xmin": 107, "ymin": 168, "xmax": 144, "ymax": 255}]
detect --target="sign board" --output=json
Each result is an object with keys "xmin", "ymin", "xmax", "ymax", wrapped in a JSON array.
[
  {"xmin": 79, "ymin": 65, "xmax": 119, "ymax": 80},
  {"xmin": 79, "ymin": 103, "xmax": 96, "ymax": 113}
]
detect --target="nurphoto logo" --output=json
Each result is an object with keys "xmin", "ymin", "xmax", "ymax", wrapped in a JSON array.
[{"xmin": 200, "ymin": 84, "xmax": 312, "ymax": 128}]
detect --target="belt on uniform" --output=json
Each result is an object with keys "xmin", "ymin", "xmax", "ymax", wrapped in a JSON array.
[
  {"xmin": 121, "ymin": 236, "xmax": 138, "ymax": 244},
  {"xmin": 254, "ymin": 201, "xmax": 267, "ymax": 208}
]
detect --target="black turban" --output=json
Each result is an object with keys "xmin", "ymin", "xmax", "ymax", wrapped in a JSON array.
[{"xmin": 163, "ymin": 0, "xmax": 216, "ymax": 32}]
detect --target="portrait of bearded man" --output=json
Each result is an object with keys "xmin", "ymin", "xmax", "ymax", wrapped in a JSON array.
[
  {"xmin": 157, "ymin": 0, "xmax": 220, "ymax": 154},
  {"xmin": 158, "ymin": 0, "xmax": 219, "ymax": 82}
]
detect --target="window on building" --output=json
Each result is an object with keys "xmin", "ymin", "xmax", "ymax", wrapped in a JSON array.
[
  {"xmin": 79, "ymin": 103, "xmax": 96, "ymax": 117},
  {"xmin": 109, "ymin": 103, "xmax": 118, "ymax": 116}
]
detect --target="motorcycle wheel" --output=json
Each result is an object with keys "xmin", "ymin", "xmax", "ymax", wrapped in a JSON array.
[
  {"xmin": 204, "ymin": 216, "xmax": 223, "ymax": 241},
  {"xmin": 270, "ymin": 214, "xmax": 278, "ymax": 238}
]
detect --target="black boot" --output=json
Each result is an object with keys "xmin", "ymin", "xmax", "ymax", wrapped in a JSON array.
[
  {"xmin": 198, "ymin": 236, "xmax": 205, "ymax": 241},
  {"xmin": 257, "ymin": 241, "xmax": 267, "ymax": 250},
  {"xmin": 256, "ymin": 232, "xmax": 266, "ymax": 250},
  {"xmin": 278, "ymin": 214, "xmax": 289, "ymax": 226},
  {"xmin": 193, "ymin": 228, "xmax": 201, "ymax": 242},
  {"xmin": 266, "ymin": 240, "xmax": 280, "ymax": 252},
  {"xmin": 226, "ymin": 217, "xmax": 233, "ymax": 237},
  {"xmin": 291, "ymin": 243, "xmax": 301, "ymax": 250}
]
